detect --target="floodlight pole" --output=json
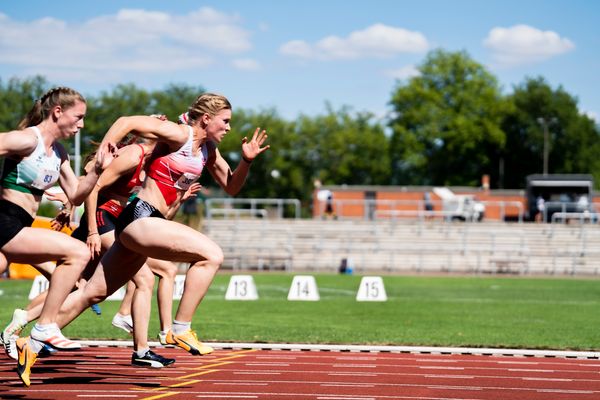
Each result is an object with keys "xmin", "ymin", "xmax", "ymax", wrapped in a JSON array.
[
  {"xmin": 537, "ymin": 117, "xmax": 557, "ymax": 176},
  {"xmin": 74, "ymin": 130, "xmax": 81, "ymax": 177},
  {"xmin": 73, "ymin": 131, "xmax": 81, "ymax": 224}
]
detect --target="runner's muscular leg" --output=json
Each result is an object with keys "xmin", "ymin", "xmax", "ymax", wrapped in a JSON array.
[
  {"xmin": 56, "ymin": 241, "xmax": 147, "ymax": 328},
  {"xmin": 147, "ymin": 257, "xmax": 177, "ymax": 332},
  {"xmin": 131, "ymin": 264, "xmax": 154, "ymax": 352},
  {"xmin": 118, "ymin": 217, "xmax": 223, "ymax": 323},
  {"xmin": 2, "ymin": 228, "xmax": 90, "ymax": 325}
]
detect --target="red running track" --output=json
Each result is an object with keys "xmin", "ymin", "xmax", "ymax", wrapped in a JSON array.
[{"xmin": 1, "ymin": 344, "xmax": 600, "ymax": 399}]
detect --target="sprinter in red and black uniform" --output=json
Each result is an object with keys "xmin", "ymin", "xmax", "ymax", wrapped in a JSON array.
[{"xmin": 16, "ymin": 93, "xmax": 269, "ymax": 385}]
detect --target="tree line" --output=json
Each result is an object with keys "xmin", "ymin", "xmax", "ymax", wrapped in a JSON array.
[{"xmin": 1, "ymin": 49, "xmax": 598, "ymax": 215}]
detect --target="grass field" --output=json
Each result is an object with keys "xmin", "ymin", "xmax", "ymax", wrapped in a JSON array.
[{"xmin": 1, "ymin": 273, "xmax": 599, "ymax": 351}]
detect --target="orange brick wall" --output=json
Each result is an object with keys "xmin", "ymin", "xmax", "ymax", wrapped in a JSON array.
[{"xmin": 313, "ymin": 187, "xmax": 528, "ymax": 221}]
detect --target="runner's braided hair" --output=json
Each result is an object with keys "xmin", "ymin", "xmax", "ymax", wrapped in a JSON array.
[{"xmin": 17, "ymin": 86, "xmax": 86, "ymax": 129}]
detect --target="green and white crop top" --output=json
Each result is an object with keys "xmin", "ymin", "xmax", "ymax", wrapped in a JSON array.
[{"xmin": 0, "ymin": 127, "xmax": 62, "ymax": 196}]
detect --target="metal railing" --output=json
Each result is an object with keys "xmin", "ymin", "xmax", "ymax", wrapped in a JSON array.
[{"xmin": 318, "ymin": 199, "xmax": 524, "ymax": 222}]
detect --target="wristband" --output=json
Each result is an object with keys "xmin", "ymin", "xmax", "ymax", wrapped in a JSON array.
[
  {"xmin": 242, "ymin": 155, "xmax": 253, "ymax": 164},
  {"xmin": 87, "ymin": 232, "xmax": 99, "ymax": 237}
]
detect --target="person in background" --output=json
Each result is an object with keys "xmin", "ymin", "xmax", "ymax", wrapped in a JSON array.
[
  {"xmin": 423, "ymin": 191, "xmax": 434, "ymax": 219},
  {"xmin": 535, "ymin": 195, "xmax": 545, "ymax": 223}
]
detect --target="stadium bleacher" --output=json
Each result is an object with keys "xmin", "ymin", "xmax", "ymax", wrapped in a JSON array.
[{"xmin": 203, "ymin": 217, "xmax": 600, "ymax": 276}]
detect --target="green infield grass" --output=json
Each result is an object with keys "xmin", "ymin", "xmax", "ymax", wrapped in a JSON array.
[{"xmin": 1, "ymin": 273, "xmax": 598, "ymax": 351}]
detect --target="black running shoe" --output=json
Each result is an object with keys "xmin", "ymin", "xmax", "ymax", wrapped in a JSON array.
[{"xmin": 131, "ymin": 350, "xmax": 175, "ymax": 368}]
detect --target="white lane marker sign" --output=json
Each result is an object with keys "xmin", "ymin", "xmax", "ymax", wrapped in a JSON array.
[
  {"xmin": 287, "ymin": 275, "xmax": 320, "ymax": 301},
  {"xmin": 225, "ymin": 275, "xmax": 259, "ymax": 300},
  {"xmin": 356, "ymin": 276, "xmax": 387, "ymax": 301}
]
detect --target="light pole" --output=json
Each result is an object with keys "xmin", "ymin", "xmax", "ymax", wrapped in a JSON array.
[
  {"xmin": 74, "ymin": 130, "xmax": 81, "ymax": 177},
  {"xmin": 537, "ymin": 117, "xmax": 557, "ymax": 176}
]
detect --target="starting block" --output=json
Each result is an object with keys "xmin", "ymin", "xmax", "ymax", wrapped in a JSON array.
[{"xmin": 287, "ymin": 275, "xmax": 320, "ymax": 301}]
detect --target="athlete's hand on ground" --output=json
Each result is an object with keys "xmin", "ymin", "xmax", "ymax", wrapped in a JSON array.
[{"xmin": 241, "ymin": 127, "xmax": 270, "ymax": 162}]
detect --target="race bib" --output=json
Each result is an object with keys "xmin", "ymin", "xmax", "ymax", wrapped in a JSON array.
[
  {"xmin": 174, "ymin": 172, "xmax": 198, "ymax": 190},
  {"xmin": 31, "ymin": 169, "xmax": 60, "ymax": 190}
]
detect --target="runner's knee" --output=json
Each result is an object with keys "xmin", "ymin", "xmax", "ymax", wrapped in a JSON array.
[
  {"xmin": 204, "ymin": 247, "xmax": 224, "ymax": 268},
  {"xmin": 66, "ymin": 243, "xmax": 92, "ymax": 271},
  {"xmin": 134, "ymin": 269, "xmax": 155, "ymax": 291},
  {"xmin": 84, "ymin": 282, "xmax": 109, "ymax": 305}
]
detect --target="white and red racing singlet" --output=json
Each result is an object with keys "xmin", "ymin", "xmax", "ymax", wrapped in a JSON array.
[{"xmin": 147, "ymin": 126, "xmax": 207, "ymax": 206}]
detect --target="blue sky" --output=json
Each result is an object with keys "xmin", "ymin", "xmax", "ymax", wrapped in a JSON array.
[{"xmin": 0, "ymin": 0, "xmax": 598, "ymax": 121}]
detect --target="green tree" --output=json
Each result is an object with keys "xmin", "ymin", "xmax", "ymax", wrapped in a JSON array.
[
  {"xmin": 388, "ymin": 49, "xmax": 507, "ymax": 186},
  {"xmin": 295, "ymin": 105, "xmax": 390, "ymax": 186},
  {"xmin": 500, "ymin": 77, "xmax": 600, "ymax": 188},
  {"xmin": 0, "ymin": 75, "xmax": 49, "ymax": 131}
]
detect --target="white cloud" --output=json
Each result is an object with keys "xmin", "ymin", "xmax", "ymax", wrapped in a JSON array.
[
  {"xmin": 280, "ymin": 23, "xmax": 429, "ymax": 60},
  {"xmin": 280, "ymin": 40, "xmax": 314, "ymax": 58},
  {"xmin": 483, "ymin": 24, "xmax": 574, "ymax": 66},
  {"xmin": 384, "ymin": 64, "xmax": 421, "ymax": 80},
  {"xmin": 0, "ymin": 8, "xmax": 251, "ymax": 80},
  {"xmin": 232, "ymin": 58, "xmax": 260, "ymax": 71}
]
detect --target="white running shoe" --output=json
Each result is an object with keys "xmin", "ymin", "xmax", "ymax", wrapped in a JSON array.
[
  {"xmin": 112, "ymin": 313, "xmax": 133, "ymax": 334},
  {"xmin": 158, "ymin": 331, "xmax": 168, "ymax": 345},
  {"xmin": 30, "ymin": 323, "xmax": 81, "ymax": 350},
  {"xmin": 2, "ymin": 309, "xmax": 28, "ymax": 338},
  {"xmin": 2, "ymin": 334, "xmax": 18, "ymax": 360}
]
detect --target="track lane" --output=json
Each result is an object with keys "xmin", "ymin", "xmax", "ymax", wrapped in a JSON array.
[{"xmin": 0, "ymin": 344, "xmax": 599, "ymax": 400}]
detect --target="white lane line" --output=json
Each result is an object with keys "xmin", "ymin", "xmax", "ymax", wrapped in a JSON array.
[
  {"xmin": 523, "ymin": 377, "xmax": 573, "ymax": 382},
  {"xmin": 508, "ymin": 368, "xmax": 554, "ymax": 372},
  {"xmin": 427, "ymin": 385, "xmax": 482, "ymax": 391},
  {"xmin": 536, "ymin": 389, "xmax": 595, "ymax": 394},
  {"xmin": 332, "ymin": 364, "xmax": 377, "ymax": 368},
  {"xmin": 423, "ymin": 374, "xmax": 475, "ymax": 379},
  {"xmin": 321, "ymin": 383, "xmax": 375, "ymax": 388},
  {"xmin": 328, "ymin": 372, "xmax": 378, "ymax": 377}
]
